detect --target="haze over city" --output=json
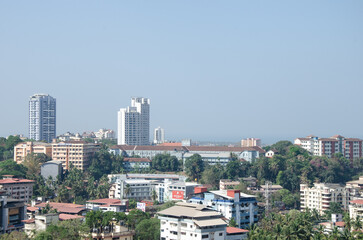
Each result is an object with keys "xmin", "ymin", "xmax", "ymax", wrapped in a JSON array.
[{"xmin": 1, "ymin": 1, "xmax": 363, "ymax": 143}]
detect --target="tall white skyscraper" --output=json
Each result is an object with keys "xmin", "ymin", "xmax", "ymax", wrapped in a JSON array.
[
  {"xmin": 29, "ymin": 94, "xmax": 56, "ymax": 143},
  {"xmin": 153, "ymin": 127, "xmax": 165, "ymax": 144},
  {"xmin": 117, "ymin": 97, "xmax": 150, "ymax": 145}
]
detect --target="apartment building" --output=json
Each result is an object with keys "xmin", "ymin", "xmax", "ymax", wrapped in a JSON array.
[
  {"xmin": 13, "ymin": 141, "xmax": 52, "ymax": 164},
  {"xmin": 154, "ymin": 127, "xmax": 165, "ymax": 144},
  {"xmin": 0, "ymin": 176, "xmax": 35, "ymax": 202},
  {"xmin": 300, "ymin": 183, "xmax": 350, "ymax": 215},
  {"xmin": 155, "ymin": 180, "xmax": 201, "ymax": 203},
  {"xmin": 86, "ymin": 198, "xmax": 128, "ymax": 212},
  {"xmin": 294, "ymin": 135, "xmax": 362, "ymax": 159},
  {"xmin": 109, "ymin": 179, "xmax": 152, "ymax": 201},
  {"xmin": 349, "ymin": 199, "xmax": 363, "ymax": 220},
  {"xmin": 241, "ymin": 138, "xmax": 261, "ymax": 147},
  {"xmin": 158, "ymin": 202, "xmax": 227, "ymax": 240},
  {"xmin": 51, "ymin": 141, "xmax": 99, "ymax": 171},
  {"xmin": 29, "ymin": 94, "xmax": 56, "ymax": 143},
  {"xmin": 188, "ymin": 189, "xmax": 258, "ymax": 229},
  {"xmin": 117, "ymin": 97, "xmax": 150, "ymax": 145}
]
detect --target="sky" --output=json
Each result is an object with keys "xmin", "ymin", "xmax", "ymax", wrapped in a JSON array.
[{"xmin": 1, "ymin": 1, "xmax": 363, "ymax": 144}]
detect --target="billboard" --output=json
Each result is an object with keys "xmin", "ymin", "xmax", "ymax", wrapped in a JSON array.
[
  {"xmin": 137, "ymin": 202, "xmax": 146, "ymax": 212},
  {"xmin": 172, "ymin": 190, "xmax": 184, "ymax": 200}
]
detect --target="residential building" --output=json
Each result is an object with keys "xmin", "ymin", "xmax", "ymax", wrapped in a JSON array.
[
  {"xmin": 188, "ymin": 188, "xmax": 258, "ymax": 229},
  {"xmin": 123, "ymin": 158, "xmax": 151, "ymax": 171},
  {"xmin": 241, "ymin": 138, "xmax": 261, "ymax": 147},
  {"xmin": 90, "ymin": 225, "xmax": 135, "ymax": 240},
  {"xmin": 153, "ymin": 127, "xmax": 165, "ymax": 144},
  {"xmin": 109, "ymin": 179, "xmax": 152, "ymax": 201},
  {"xmin": 219, "ymin": 179, "xmax": 240, "ymax": 190},
  {"xmin": 155, "ymin": 180, "xmax": 200, "ymax": 203},
  {"xmin": 23, "ymin": 213, "xmax": 59, "ymax": 237},
  {"xmin": 0, "ymin": 191, "xmax": 27, "ymax": 234},
  {"xmin": 41, "ymin": 160, "xmax": 63, "ymax": 181},
  {"xmin": 0, "ymin": 176, "xmax": 35, "ymax": 202},
  {"xmin": 57, "ymin": 132, "xmax": 82, "ymax": 142},
  {"xmin": 13, "ymin": 141, "xmax": 52, "ymax": 164},
  {"xmin": 265, "ymin": 149, "xmax": 278, "ymax": 158},
  {"xmin": 94, "ymin": 128, "xmax": 115, "ymax": 139},
  {"xmin": 300, "ymin": 183, "xmax": 349, "ymax": 215},
  {"xmin": 29, "ymin": 94, "xmax": 56, "ymax": 143},
  {"xmin": 51, "ymin": 141, "xmax": 99, "ymax": 171},
  {"xmin": 158, "ymin": 202, "xmax": 227, "ymax": 240},
  {"xmin": 108, "ymin": 173, "xmax": 186, "ymax": 183},
  {"xmin": 226, "ymin": 227, "xmax": 249, "ymax": 240},
  {"xmin": 294, "ymin": 135, "xmax": 363, "ymax": 160},
  {"xmin": 86, "ymin": 198, "xmax": 128, "ymax": 212},
  {"xmin": 117, "ymin": 97, "xmax": 150, "ymax": 145},
  {"xmin": 349, "ymin": 199, "xmax": 363, "ymax": 219}
]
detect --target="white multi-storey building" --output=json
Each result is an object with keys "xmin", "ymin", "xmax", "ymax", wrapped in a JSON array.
[
  {"xmin": 294, "ymin": 135, "xmax": 362, "ymax": 160},
  {"xmin": 300, "ymin": 183, "xmax": 349, "ymax": 215},
  {"xmin": 158, "ymin": 202, "xmax": 227, "ymax": 240},
  {"xmin": 109, "ymin": 179, "xmax": 152, "ymax": 201},
  {"xmin": 117, "ymin": 97, "xmax": 150, "ymax": 145},
  {"xmin": 154, "ymin": 127, "xmax": 165, "ymax": 144},
  {"xmin": 29, "ymin": 94, "xmax": 56, "ymax": 143}
]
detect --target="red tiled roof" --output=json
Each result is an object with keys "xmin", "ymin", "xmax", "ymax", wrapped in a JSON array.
[
  {"xmin": 27, "ymin": 207, "xmax": 39, "ymax": 212},
  {"xmin": 331, "ymin": 135, "xmax": 345, "ymax": 138},
  {"xmin": 22, "ymin": 219, "xmax": 35, "ymax": 224},
  {"xmin": 87, "ymin": 198, "xmax": 122, "ymax": 204},
  {"xmin": 59, "ymin": 214, "xmax": 84, "ymax": 221},
  {"xmin": 35, "ymin": 202, "xmax": 85, "ymax": 214},
  {"xmin": 186, "ymin": 146, "xmax": 265, "ymax": 153},
  {"xmin": 226, "ymin": 227, "xmax": 249, "ymax": 234},
  {"xmin": 124, "ymin": 158, "xmax": 151, "ymax": 163},
  {"xmin": 350, "ymin": 199, "xmax": 363, "ymax": 205},
  {"xmin": 158, "ymin": 142, "xmax": 182, "ymax": 147},
  {"xmin": 0, "ymin": 178, "xmax": 35, "ymax": 184},
  {"xmin": 335, "ymin": 222, "xmax": 345, "ymax": 227},
  {"xmin": 345, "ymin": 138, "xmax": 362, "ymax": 141}
]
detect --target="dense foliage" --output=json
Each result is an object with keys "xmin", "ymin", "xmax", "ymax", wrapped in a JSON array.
[{"xmin": 0, "ymin": 136, "xmax": 22, "ymax": 161}]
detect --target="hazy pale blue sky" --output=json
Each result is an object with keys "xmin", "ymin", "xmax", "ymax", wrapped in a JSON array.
[{"xmin": 1, "ymin": 1, "xmax": 363, "ymax": 144}]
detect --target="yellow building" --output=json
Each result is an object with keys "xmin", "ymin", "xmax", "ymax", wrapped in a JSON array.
[
  {"xmin": 13, "ymin": 141, "xmax": 52, "ymax": 164},
  {"xmin": 51, "ymin": 141, "xmax": 99, "ymax": 171}
]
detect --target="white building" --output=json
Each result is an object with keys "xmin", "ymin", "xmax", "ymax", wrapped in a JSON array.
[
  {"xmin": 29, "ymin": 94, "xmax": 56, "ymax": 143},
  {"xmin": 155, "ymin": 180, "xmax": 200, "ymax": 203},
  {"xmin": 123, "ymin": 157, "xmax": 151, "ymax": 171},
  {"xmin": 94, "ymin": 129, "xmax": 115, "ymax": 139},
  {"xmin": 294, "ymin": 135, "xmax": 363, "ymax": 160},
  {"xmin": 349, "ymin": 199, "xmax": 363, "ymax": 220},
  {"xmin": 241, "ymin": 138, "xmax": 261, "ymax": 147},
  {"xmin": 86, "ymin": 198, "xmax": 128, "ymax": 212},
  {"xmin": 109, "ymin": 179, "xmax": 152, "ymax": 201},
  {"xmin": 300, "ymin": 183, "xmax": 349, "ymax": 215},
  {"xmin": 158, "ymin": 202, "xmax": 227, "ymax": 240},
  {"xmin": 117, "ymin": 97, "xmax": 150, "ymax": 145},
  {"xmin": 154, "ymin": 127, "xmax": 165, "ymax": 144}
]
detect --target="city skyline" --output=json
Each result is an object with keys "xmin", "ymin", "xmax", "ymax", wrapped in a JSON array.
[{"xmin": 1, "ymin": 1, "xmax": 363, "ymax": 144}]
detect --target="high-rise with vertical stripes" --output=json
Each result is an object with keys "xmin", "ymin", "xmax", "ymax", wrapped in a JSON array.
[
  {"xmin": 117, "ymin": 97, "xmax": 150, "ymax": 145},
  {"xmin": 29, "ymin": 94, "xmax": 56, "ymax": 143}
]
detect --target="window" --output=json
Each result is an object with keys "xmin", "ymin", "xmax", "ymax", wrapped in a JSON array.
[
  {"xmin": 202, "ymin": 234, "xmax": 209, "ymax": 239},
  {"xmin": 219, "ymin": 233, "xmax": 223, "ymax": 236}
]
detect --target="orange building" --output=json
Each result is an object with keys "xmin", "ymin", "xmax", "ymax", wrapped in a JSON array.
[{"xmin": 13, "ymin": 142, "xmax": 52, "ymax": 164}]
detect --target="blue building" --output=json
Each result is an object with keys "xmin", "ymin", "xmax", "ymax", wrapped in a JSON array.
[{"xmin": 188, "ymin": 189, "xmax": 258, "ymax": 229}]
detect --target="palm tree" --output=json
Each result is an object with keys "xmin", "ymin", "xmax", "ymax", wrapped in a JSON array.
[
  {"xmin": 124, "ymin": 184, "xmax": 131, "ymax": 198},
  {"xmin": 151, "ymin": 189, "xmax": 157, "ymax": 202}
]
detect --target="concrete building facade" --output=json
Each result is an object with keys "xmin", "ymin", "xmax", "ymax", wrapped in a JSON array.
[
  {"xmin": 51, "ymin": 141, "xmax": 99, "ymax": 171},
  {"xmin": 13, "ymin": 141, "xmax": 52, "ymax": 164},
  {"xmin": 154, "ymin": 127, "xmax": 165, "ymax": 144},
  {"xmin": 117, "ymin": 97, "xmax": 150, "ymax": 145},
  {"xmin": 241, "ymin": 138, "xmax": 261, "ymax": 147},
  {"xmin": 294, "ymin": 135, "xmax": 363, "ymax": 160},
  {"xmin": 158, "ymin": 202, "xmax": 227, "ymax": 240},
  {"xmin": 29, "ymin": 94, "xmax": 56, "ymax": 143},
  {"xmin": 0, "ymin": 176, "xmax": 35, "ymax": 202},
  {"xmin": 41, "ymin": 161, "xmax": 63, "ymax": 180}
]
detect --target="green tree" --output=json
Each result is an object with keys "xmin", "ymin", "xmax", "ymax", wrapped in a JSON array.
[
  {"xmin": 0, "ymin": 159, "xmax": 27, "ymax": 178},
  {"xmin": 184, "ymin": 154, "xmax": 204, "ymax": 181},
  {"xmin": 135, "ymin": 218, "xmax": 160, "ymax": 240},
  {"xmin": 201, "ymin": 164, "xmax": 225, "ymax": 189}
]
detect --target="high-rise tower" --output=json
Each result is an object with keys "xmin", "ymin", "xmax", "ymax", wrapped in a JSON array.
[
  {"xmin": 153, "ymin": 127, "xmax": 165, "ymax": 144},
  {"xmin": 117, "ymin": 97, "xmax": 150, "ymax": 145},
  {"xmin": 29, "ymin": 94, "xmax": 56, "ymax": 143}
]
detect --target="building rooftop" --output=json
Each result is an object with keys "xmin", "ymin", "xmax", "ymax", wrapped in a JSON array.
[
  {"xmin": 0, "ymin": 178, "xmax": 35, "ymax": 184},
  {"xmin": 226, "ymin": 227, "xmax": 249, "ymax": 234},
  {"xmin": 59, "ymin": 214, "xmax": 84, "ymax": 221},
  {"xmin": 123, "ymin": 158, "xmax": 151, "ymax": 163},
  {"xmin": 210, "ymin": 190, "xmax": 256, "ymax": 199},
  {"xmin": 158, "ymin": 202, "xmax": 222, "ymax": 218},
  {"xmin": 35, "ymin": 202, "xmax": 85, "ymax": 214},
  {"xmin": 87, "ymin": 198, "xmax": 123, "ymax": 205}
]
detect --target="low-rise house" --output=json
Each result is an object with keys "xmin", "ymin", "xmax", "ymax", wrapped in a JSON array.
[
  {"xmin": 0, "ymin": 175, "xmax": 35, "ymax": 202},
  {"xmin": 34, "ymin": 202, "xmax": 86, "ymax": 216},
  {"xmin": 265, "ymin": 149, "xmax": 278, "ymax": 158},
  {"xmin": 90, "ymin": 225, "xmax": 134, "ymax": 240},
  {"xmin": 226, "ymin": 227, "xmax": 249, "ymax": 240},
  {"xmin": 188, "ymin": 188, "xmax": 258, "ymax": 229},
  {"xmin": 158, "ymin": 202, "xmax": 227, "ymax": 240},
  {"xmin": 86, "ymin": 198, "xmax": 128, "ymax": 212},
  {"xmin": 23, "ymin": 213, "xmax": 59, "ymax": 237},
  {"xmin": 220, "ymin": 179, "xmax": 240, "ymax": 190},
  {"xmin": 123, "ymin": 158, "xmax": 151, "ymax": 171}
]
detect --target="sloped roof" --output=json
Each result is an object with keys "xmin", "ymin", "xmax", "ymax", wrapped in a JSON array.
[{"xmin": 226, "ymin": 227, "xmax": 249, "ymax": 234}]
